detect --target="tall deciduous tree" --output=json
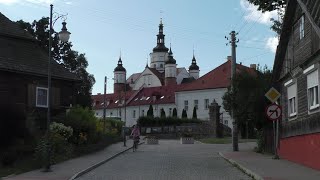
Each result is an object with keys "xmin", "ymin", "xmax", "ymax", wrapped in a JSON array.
[
  {"xmin": 247, "ymin": 0, "xmax": 287, "ymax": 35},
  {"xmin": 222, "ymin": 66, "xmax": 272, "ymax": 138},
  {"xmin": 17, "ymin": 18, "xmax": 95, "ymax": 107}
]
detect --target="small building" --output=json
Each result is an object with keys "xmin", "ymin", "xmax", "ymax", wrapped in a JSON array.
[
  {"xmin": 0, "ymin": 13, "xmax": 79, "ymax": 131},
  {"xmin": 272, "ymin": 0, "xmax": 320, "ymax": 170}
]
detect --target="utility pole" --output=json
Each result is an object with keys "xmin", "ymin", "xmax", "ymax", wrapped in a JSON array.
[
  {"xmin": 103, "ymin": 76, "xmax": 107, "ymax": 132},
  {"xmin": 226, "ymin": 30, "xmax": 239, "ymax": 151}
]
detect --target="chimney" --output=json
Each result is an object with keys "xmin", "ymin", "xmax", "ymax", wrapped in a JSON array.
[
  {"xmin": 227, "ymin": 56, "xmax": 232, "ymax": 61},
  {"xmin": 250, "ymin": 64, "xmax": 257, "ymax": 70}
]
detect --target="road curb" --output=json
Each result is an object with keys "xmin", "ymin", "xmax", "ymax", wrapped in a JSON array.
[
  {"xmin": 69, "ymin": 142, "xmax": 145, "ymax": 180},
  {"xmin": 218, "ymin": 152, "xmax": 263, "ymax": 180}
]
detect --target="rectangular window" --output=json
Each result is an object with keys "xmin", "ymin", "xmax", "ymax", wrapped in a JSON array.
[
  {"xmin": 287, "ymin": 83, "xmax": 297, "ymax": 117},
  {"xmin": 133, "ymin": 110, "xmax": 136, "ymax": 118},
  {"xmin": 36, "ymin": 87, "xmax": 48, "ymax": 107},
  {"xmin": 204, "ymin": 99, "xmax": 209, "ymax": 109},
  {"xmin": 184, "ymin": 100, "xmax": 188, "ymax": 111},
  {"xmin": 299, "ymin": 15, "xmax": 305, "ymax": 40},
  {"xmin": 194, "ymin": 100, "xmax": 198, "ymax": 109},
  {"xmin": 307, "ymin": 70, "xmax": 319, "ymax": 110}
]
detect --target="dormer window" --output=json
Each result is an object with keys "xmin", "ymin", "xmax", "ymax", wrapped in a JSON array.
[
  {"xmin": 146, "ymin": 97, "xmax": 150, "ymax": 100},
  {"xmin": 160, "ymin": 96, "xmax": 164, "ymax": 99},
  {"xmin": 299, "ymin": 15, "xmax": 305, "ymax": 40},
  {"xmin": 115, "ymin": 100, "xmax": 119, "ymax": 103}
]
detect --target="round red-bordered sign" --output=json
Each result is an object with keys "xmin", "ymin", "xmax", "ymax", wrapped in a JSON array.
[{"xmin": 265, "ymin": 103, "xmax": 282, "ymax": 121}]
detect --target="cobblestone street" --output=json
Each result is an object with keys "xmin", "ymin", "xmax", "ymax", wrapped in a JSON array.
[{"xmin": 78, "ymin": 140, "xmax": 251, "ymax": 180}]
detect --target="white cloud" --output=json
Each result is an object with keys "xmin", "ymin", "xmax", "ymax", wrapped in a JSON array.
[
  {"xmin": 266, "ymin": 36, "xmax": 278, "ymax": 53},
  {"xmin": 240, "ymin": 0, "xmax": 278, "ymax": 25},
  {"xmin": 0, "ymin": 0, "xmax": 19, "ymax": 5}
]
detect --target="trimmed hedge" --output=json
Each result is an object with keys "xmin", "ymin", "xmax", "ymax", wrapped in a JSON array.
[{"xmin": 137, "ymin": 116, "xmax": 201, "ymax": 126}]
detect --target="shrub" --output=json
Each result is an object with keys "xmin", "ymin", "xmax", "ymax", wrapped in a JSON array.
[
  {"xmin": 64, "ymin": 106, "xmax": 98, "ymax": 144},
  {"xmin": 34, "ymin": 122, "xmax": 73, "ymax": 165},
  {"xmin": 50, "ymin": 122, "xmax": 73, "ymax": 140},
  {"xmin": 1, "ymin": 150, "xmax": 17, "ymax": 166}
]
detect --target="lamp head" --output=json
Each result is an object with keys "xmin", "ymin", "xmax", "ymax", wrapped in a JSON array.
[{"xmin": 58, "ymin": 21, "xmax": 71, "ymax": 42}]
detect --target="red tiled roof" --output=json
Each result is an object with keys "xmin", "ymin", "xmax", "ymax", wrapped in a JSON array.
[
  {"xmin": 177, "ymin": 60, "xmax": 256, "ymax": 92},
  {"xmin": 126, "ymin": 85, "xmax": 181, "ymax": 107},
  {"xmin": 92, "ymin": 91, "xmax": 136, "ymax": 110}
]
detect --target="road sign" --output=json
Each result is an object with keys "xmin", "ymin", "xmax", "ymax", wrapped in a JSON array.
[
  {"xmin": 265, "ymin": 103, "xmax": 282, "ymax": 121},
  {"xmin": 265, "ymin": 87, "xmax": 281, "ymax": 103}
]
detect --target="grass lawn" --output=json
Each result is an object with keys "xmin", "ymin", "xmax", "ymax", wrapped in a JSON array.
[{"xmin": 198, "ymin": 137, "xmax": 257, "ymax": 144}]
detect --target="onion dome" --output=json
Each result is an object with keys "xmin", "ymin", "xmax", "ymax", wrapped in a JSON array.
[
  {"xmin": 114, "ymin": 57, "xmax": 126, "ymax": 72},
  {"xmin": 153, "ymin": 19, "xmax": 169, "ymax": 52},
  {"xmin": 165, "ymin": 47, "xmax": 176, "ymax": 64},
  {"xmin": 189, "ymin": 55, "xmax": 199, "ymax": 70}
]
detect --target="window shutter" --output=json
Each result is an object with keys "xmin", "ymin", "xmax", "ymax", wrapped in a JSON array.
[
  {"xmin": 52, "ymin": 87, "xmax": 61, "ymax": 108},
  {"xmin": 307, "ymin": 70, "xmax": 319, "ymax": 88},
  {"xmin": 287, "ymin": 83, "xmax": 297, "ymax": 99},
  {"xmin": 28, "ymin": 84, "xmax": 36, "ymax": 107}
]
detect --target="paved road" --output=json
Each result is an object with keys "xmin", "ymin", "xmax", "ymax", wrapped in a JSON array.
[{"xmin": 78, "ymin": 140, "xmax": 252, "ymax": 180}]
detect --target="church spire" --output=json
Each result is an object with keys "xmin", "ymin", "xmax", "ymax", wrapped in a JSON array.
[{"xmin": 153, "ymin": 18, "xmax": 169, "ymax": 52}]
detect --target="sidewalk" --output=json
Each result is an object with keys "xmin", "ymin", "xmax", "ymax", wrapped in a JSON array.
[
  {"xmin": 220, "ymin": 143, "xmax": 320, "ymax": 180},
  {"xmin": 2, "ymin": 140, "xmax": 135, "ymax": 180}
]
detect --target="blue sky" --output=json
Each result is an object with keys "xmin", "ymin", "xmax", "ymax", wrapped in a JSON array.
[{"xmin": 0, "ymin": 0, "xmax": 279, "ymax": 94}]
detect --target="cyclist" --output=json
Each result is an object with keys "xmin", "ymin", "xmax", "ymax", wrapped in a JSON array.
[{"xmin": 130, "ymin": 124, "xmax": 140, "ymax": 152}]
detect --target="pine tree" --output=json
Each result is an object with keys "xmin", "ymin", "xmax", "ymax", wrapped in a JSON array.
[
  {"xmin": 192, "ymin": 106, "xmax": 197, "ymax": 119},
  {"xmin": 182, "ymin": 109, "xmax": 188, "ymax": 119},
  {"xmin": 172, "ymin": 108, "xmax": 177, "ymax": 118},
  {"xmin": 160, "ymin": 108, "xmax": 166, "ymax": 118},
  {"xmin": 147, "ymin": 104, "xmax": 154, "ymax": 117}
]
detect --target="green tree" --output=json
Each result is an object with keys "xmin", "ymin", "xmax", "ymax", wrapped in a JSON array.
[
  {"xmin": 147, "ymin": 104, "xmax": 154, "ymax": 117},
  {"xmin": 247, "ymin": 0, "xmax": 286, "ymax": 35},
  {"xmin": 192, "ymin": 106, "xmax": 197, "ymax": 119},
  {"xmin": 16, "ymin": 18, "xmax": 95, "ymax": 107},
  {"xmin": 172, "ymin": 108, "xmax": 177, "ymax": 118},
  {"xmin": 247, "ymin": 0, "xmax": 286, "ymax": 12},
  {"xmin": 222, "ymin": 67, "xmax": 272, "ymax": 138},
  {"xmin": 160, "ymin": 108, "xmax": 166, "ymax": 118},
  {"xmin": 182, "ymin": 109, "xmax": 188, "ymax": 119}
]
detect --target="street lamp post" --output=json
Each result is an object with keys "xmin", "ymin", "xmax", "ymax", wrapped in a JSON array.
[{"xmin": 45, "ymin": 4, "xmax": 71, "ymax": 172}]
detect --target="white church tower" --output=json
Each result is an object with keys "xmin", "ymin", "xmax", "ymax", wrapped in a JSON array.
[
  {"xmin": 113, "ymin": 56, "xmax": 126, "ymax": 93},
  {"xmin": 150, "ymin": 19, "xmax": 169, "ymax": 73}
]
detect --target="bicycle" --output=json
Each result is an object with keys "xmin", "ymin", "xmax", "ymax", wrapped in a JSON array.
[{"xmin": 132, "ymin": 136, "xmax": 140, "ymax": 152}]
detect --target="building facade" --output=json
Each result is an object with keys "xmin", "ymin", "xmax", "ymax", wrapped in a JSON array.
[
  {"xmin": 92, "ymin": 20, "xmax": 255, "ymax": 128},
  {"xmin": 272, "ymin": 0, "xmax": 320, "ymax": 170}
]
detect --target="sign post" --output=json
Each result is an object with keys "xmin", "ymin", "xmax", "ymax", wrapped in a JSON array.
[
  {"xmin": 265, "ymin": 103, "xmax": 281, "ymax": 159},
  {"xmin": 265, "ymin": 87, "xmax": 281, "ymax": 159}
]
